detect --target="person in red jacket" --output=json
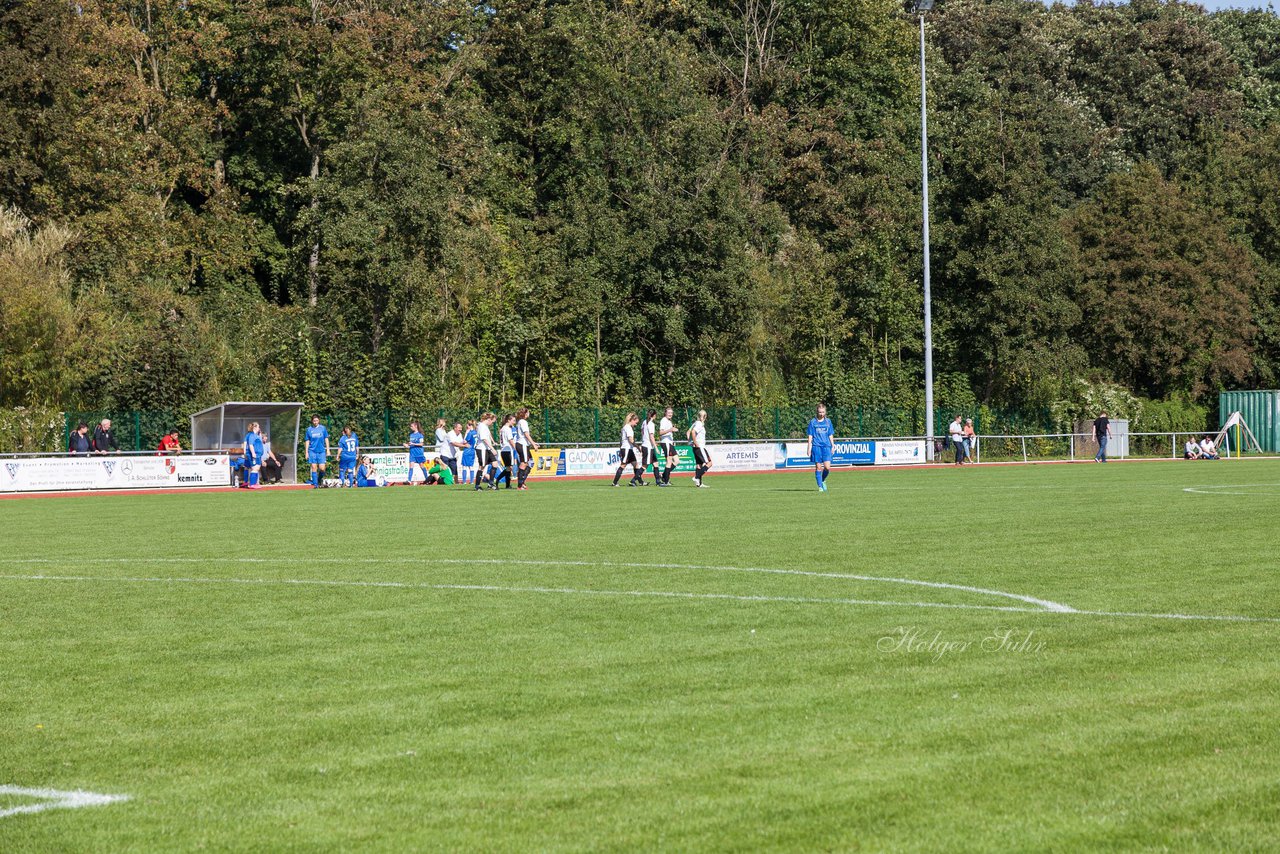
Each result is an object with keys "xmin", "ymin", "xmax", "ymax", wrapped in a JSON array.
[{"xmin": 157, "ymin": 430, "xmax": 181, "ymax": 455}]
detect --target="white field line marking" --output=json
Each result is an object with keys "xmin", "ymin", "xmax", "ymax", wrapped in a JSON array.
[
  {"xmin": 2, "ymin": 571, "xmax": 1279, "ymax": 624},
  {"xmin": 1183, "ymin": 483, "xmax": 1280, "ymax": 495},
  {"xmin": 0, "ymin": 556, "xmax": 1075, "ymax": 613},
  {"xmin": 0, "ymin": 574, "xmax": 1049, "ymax": 616},
  {"xmin": 0, "ymin": 786, "xmax": 128, "ymax": 819}
]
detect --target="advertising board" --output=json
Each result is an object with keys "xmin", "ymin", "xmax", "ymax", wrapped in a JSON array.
[{"xmin": 1, "ymin": 455, "xmax": 231, "ymax": 493}]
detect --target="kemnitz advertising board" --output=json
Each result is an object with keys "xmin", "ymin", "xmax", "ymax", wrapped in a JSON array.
[{"xmin": 1, "ymin": 455, "xmax": 231, "ymax": 493}]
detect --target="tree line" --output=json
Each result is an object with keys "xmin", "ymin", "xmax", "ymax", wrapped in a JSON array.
[{"xmin": 3, "ymin": 0, "xmax": 1278, "ymax": 429}]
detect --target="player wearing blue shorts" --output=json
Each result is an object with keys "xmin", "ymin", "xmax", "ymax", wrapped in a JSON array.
[
  {"xmin": 404, "ymin": 420, "xmax": 428, "ymax": 485},
  {"xmin": 807, "ymin": 403, "xmax": 834, "ymax": 492},
  {"xmin": 243, "ymin": 422, "xmax": 264, "ymax": 490},
  {"xmin": 337, "ymin": 426, "xmax": 359, "ymax": 487},
  {"xmin": 305, "ymin": 415, "xmax": 330, "ymax": 488}
]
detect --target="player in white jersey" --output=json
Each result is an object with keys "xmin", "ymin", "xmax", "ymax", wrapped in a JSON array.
[
  {"xmin": 612, "ymin": 411, "xmax": 644, "ymax": 486},
  {"xmin": 515, "ymin": 406, "xmax": 539, "ymax": 491},
  {"xmin": 658, "ymin": 407, "xmax": 677, "ymax": 485},
  {"xmin": 640, "ymin": 409, "xmax": 659, "ymax": 486},
  {"xmin": 687, "ymin": 408, "xmax": 711, "ymax": 487},
  {"xmin": 496, "ymin": 414, "xmax": 517, "ymax": 489},
  {"xmin": 473, "ymin": 412, "xmax": 499, "ymax": 491}
]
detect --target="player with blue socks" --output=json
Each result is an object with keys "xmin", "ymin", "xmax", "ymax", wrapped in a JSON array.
[
  {"xmin": 337, "ymin": 425, "xmax": 359, "ymax": 487},
  {"xmin": 305, "ymin": 415, "xmax": 330, "ymax": 488},
  {"xmin": 243, "ymin": 421, "xmax": 264, "ymax": 490},
  {"xmin": 405, "ymin": 420, "xmax": 428, "ymax": 485},
  {"xmin": 807, "ymin": 403, "xmax": 834, "ymax": 492}
]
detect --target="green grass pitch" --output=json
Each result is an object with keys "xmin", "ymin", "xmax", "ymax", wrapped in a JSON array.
[{"xmin": 2, "ymin": 461, "xmax": 1279, "ymax": 851}]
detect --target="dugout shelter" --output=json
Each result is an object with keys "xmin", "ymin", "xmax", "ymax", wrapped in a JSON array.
[{"xmin": 190, "ymin": 402, "xmax": 303, "ymax": 484}]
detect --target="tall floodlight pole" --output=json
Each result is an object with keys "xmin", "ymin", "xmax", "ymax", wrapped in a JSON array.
[{"xmin": 916, "ymin": 0, "xmax": 935, "ymax": 450}]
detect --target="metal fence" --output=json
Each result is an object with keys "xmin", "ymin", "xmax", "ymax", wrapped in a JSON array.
[{"xmin": 30, "ymin": 406, "xmax": 1057, "ymax": 454}]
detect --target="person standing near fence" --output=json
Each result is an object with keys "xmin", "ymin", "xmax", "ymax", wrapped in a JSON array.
[
  {"xmin": 1093, "ymin": 411, "xmax": 1111, "ymax": 463},
  {"xmin": 461, "ymin": 420, "xmax": 478, "ymax": 484},
  {"xmin": 92, "ymin": 418, "xmax": 119, "ymax": 455},
  {"xmin": 337, "ymin": 426, "xmax": 359, "ymax": 487},
  {"xmin": 807, "ymin": 404, "xmax": 834, "ymax": 491},
  {"xmin": 689, "ymin": 409, "xmax": 711, "ymax": 488},
  {"xmin": 963, "ymin": 418, "xmax": 976, "ymax": 464},
  {"xmin": 68, "ymin": 423, "xmax": 92, "ymax": 455},
  {"xmin": 949, "ymin": 415, "xmax": 965, "ymax": 466},
  {"xmin": 306, "ymin": 415, "xmax": 330, "ymax": 488}
]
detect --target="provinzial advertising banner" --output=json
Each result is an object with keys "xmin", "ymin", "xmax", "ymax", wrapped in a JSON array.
[
  {"xmin": 876, "ymin": 440, "xmax": 927, "ymax": 465},
  {"xmin": 0, "ymin": 455, "xmax": 231, "ymax": 493},
  {"xmin": 777, "ymin": 440, "xmax": 875, "ymax": 468}
]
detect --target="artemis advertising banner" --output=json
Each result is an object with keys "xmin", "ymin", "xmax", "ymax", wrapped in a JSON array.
[
  {"xmin": 0, "ymin": 455, "xmax": 231, "ymax": 493},
  {"xmin": 708, "ymin": 443, "xmax": 776, "ymax": 472}
]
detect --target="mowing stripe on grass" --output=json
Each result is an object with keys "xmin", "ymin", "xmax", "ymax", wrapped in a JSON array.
[
  {"xmin": 2, "ymin": 570, "xmax": 1278, "ymax": 623},
  {"xmin": 0, "ymin": 556, "xmax": 1074, "ymax": 612}
]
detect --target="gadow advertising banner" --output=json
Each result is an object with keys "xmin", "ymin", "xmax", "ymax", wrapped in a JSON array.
[{"xmin": 1, "ymin": 455, "xmax": 231, "ymax": 493}]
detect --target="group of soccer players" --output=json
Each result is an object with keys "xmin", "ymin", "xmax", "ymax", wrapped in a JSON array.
[{"xmin": 239, "ymin": 404, "xmax": 838, "ymax": 491}]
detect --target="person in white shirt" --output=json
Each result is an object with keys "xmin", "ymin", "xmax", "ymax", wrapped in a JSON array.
[
  {"xmin": 495, "ymin": 414, "xmax": 518, "ymax": 489},
  {"xmin": 444, "ymin": 422, "xmax": 467, "ymax": 482},
  {"xmin": 1199, "ymin": 436, "xmax": 1220, "ymax": 460},
  {"xmin": 434, "ymin": 419, "xmax": 456, "ymax": 480},
  {"xmin": 1184, "ymin": 438, "xmax": 1202, "ymax": 460},
  {"xmin": 612, "ymin": 412, "xmax": 644, "ymax": 487},
  {"xmin": 948, "ymin": 415, "xmax": 965, "ymax": 465},
  {"xmin": 515, "ymin": 406, "xmax": 539, "ymax": 491},
  {"xmin": 640, "ymin": 409, "xmax": 659, "ymax": 486},
  {"xmin": 658, "ymin": 407, "xmax": 678, "ymax": 485},
  {"xmin": 473, "ymin": 412, "xmax": 499, "ymax": 491},
  {"xmin": 687, "ymin": 409, "xmax": 711, "ymax": 487}
]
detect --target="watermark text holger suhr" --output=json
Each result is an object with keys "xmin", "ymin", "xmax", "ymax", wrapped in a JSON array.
[{"xmin": 877, "ymin": 626, "xmax": 1047, "ymax": 661}]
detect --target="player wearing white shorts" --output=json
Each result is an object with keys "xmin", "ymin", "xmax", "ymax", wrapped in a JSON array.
[
  {"xmin": 658, "ymin": 407, "xmax": 677, "ymax": 485},
  {"xmin": 640, "ymin": 409, "xmax": 660, "ymax": 486},
  {"xmin": 515, "ymin": 406, "xmax": 539, "ymax": 491},
  {"xmin": 474, "ymin": 412, "xmax": 499, "ymax": 491},
  {"xmin": 497, "ymin": 414, "xmax": 517, "ymax": 489},
  {"xmin": 612, "ymin": 412, "xmax": 644, "ymax": 487},
  {"xmin": 688, "ymin": 409, "xmax": 711, "ymax": 487}
]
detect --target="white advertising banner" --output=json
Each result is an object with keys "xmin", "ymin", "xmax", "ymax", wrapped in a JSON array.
[
  {"xmin": 1, "ymin": 455, "xmax": 231, "ymax": 493},
  {"xmin": 875, "ymin": 440, "xmax": 928, "ymax": 465},
  {"xmin": 708, "ymin": 443, "xmax": 776, "ymax": 472},
  {"xmin": 562, "ymin": 446, "xmax": 626, "ymax": 476},
  {"xmin": 364, "ymin": 451, "xmax": 440, "ymax": 484}
]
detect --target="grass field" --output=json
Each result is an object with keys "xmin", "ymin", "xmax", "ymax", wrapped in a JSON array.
[{"xmin": 2, "ymin": 461, "xmax": 1279, "ymax": 851}]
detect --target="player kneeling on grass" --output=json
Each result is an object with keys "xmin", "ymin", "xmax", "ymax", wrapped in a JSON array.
[
  {"xmin": 356, "ymin": 456, "xmax": 384, "ymax": 487},
  {"xmin": 808, "ymin": 403, "xmax": 834, "ymax": 492},
  {"xmin": 425, "ymin": 459, "xmax": 455, "ymax": 485}
]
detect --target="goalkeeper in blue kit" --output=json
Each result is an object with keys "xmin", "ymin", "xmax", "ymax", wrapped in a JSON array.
[{"xmin": 807, "ymin": 404, "xmax": 834, "ymax": 492}]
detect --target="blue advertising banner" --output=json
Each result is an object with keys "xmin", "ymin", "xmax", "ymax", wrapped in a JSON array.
[{"xmin": 777, "ymin": 441, "xmax": 875, "ymax": 468}]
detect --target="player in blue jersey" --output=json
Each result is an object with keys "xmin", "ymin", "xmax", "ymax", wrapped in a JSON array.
[
  {"xmin": 337, "ymin": 425, "xmax": 359, "ymax": 487},
  {"xmin": 243, "ymin": 422, "xmax": 264, "ymax": 490},
  {"xmin": 807, "ymin": 403, "xmax": 834, "ymax": 492},
  {"xmin": 404, "ymin": 420, "xmax": 428, "ymax": 485},
  {"xmin": 305, "ymin": 415, "xmax": 330, "ymax": 488}
]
